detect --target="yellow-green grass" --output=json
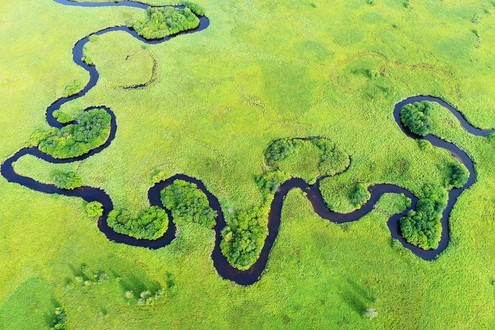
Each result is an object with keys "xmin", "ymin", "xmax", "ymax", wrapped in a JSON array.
[{"xmin": 2, "ymin": 0, "xmax": 495, "ymax": 328}]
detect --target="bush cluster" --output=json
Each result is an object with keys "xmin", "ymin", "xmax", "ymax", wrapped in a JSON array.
[
  {"xmin": 400, "ymin": 101, "xmax": 433, "ymax": 136},
  {"xmin": 51, "ymin": 170, "xmax": 82, "ymax": 190},
  {"xmin": 37, "ymin": 109, "xmax": 111, "ymax": 159},
  {"xmin": 160, "ymin": 180, "xmax": 217, "ymax": 229},
  {"xmin": 84, "ymin": 201, "xmax": 104, "ymax": 218},
  {"xmin": 29, "ymin": 128, "xmax": 57, "ymax": 147},
  {"xmin": 255, "ymin": 170, "xmax": 288, "ymax": 197},
  {"xmin": 125, "ymin": 288, "xmax": 165, "ymax": 306},
  {"xmin": 149, "ymin": 168, "xmax": 167, "ymax": 184},
  {"xmin": 417, "ymin": 139, "xmax": 431, "ymax": 151},
  {"xmin": 50, "ymin": 307, "xmax": 67, "ymax": 330},
  {"xmin": 107, "ymin": 206, "xmax": 169, "ymax": 240},
  {"xmin": 220, "ymin": 206, "xmax": 268, "ymax": 270},
  {"xmin": 82, "ymin": 54, "xmax": 94, "ymax": 66},
  {"xmin": 349, "ymin": 183, "xmax": 370, "ymax": 207},
  {"xmin": 82, "ymin": 45, "xmax": 93, "ymax": 66},
  {"xmin": 63, "ymin": 80, "xmax": 82, "ymax": 97},
  {"xmin": 400, "ymin": 184, "xmax": 447, "ymax": 249},
  {"xmin": 182, "ymin": 1, "xmax": 205, "ymax": 16},
  {"xmin": 313, "ymin": 138, "xmax": 350, "ymax": 176},
  {"xmin": 53, "ymin": 109, "xmax": 77, "ymax": 124},
  {"xmin": 130, "ymin": 6, "xmax": 200, "ymax": 40},
  {"xmin": 265, "ymin": 139, "xmax": 292, "ymax": 165},
  {"xmin": 65, "ymin": 263, "xmax": 167, "ymax": 309},
  {"xmin": 444, "ymin": 162, "xmax": 469, "ymax": 188},
  {"xmin": 68, "ymin": 264, "xmax": 110, "ymax": 290},
  {"xmin": 265, "ymin": 137, "xmax": 350, "ymax": 176}
]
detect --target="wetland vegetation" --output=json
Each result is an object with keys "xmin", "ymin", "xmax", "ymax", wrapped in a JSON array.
[{"xmin": 1, "ymin": 0, "xmax": 495, "ymax": 329}]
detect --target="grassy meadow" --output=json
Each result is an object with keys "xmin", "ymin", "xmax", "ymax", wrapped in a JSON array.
[{"xmin": 1, "ymin": 0, "xmax": 495, "ymax": 328}]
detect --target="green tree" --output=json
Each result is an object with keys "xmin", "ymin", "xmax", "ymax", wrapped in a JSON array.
[
  {"xmin": 63, "ymin": 80, "xmax": 82, "ymax": 97},
  {"xmin": 51, "ymin": 170, "xmax": 82, "ymax": 190},
  {"xmin": 349, "ymin": 183, "xmax": 370, "ymax": 207},
  {"xmin": 444, "ymin": 162, "xmax": 469, "ymax": 188},
  {"xmin": 84, "ymin": 201, "xmax": 104, "ymax": 218},
  {"xmin": 107, "ymin": 206, "xmax": 168, "ymax": 240},
  {"xmin": 400, "ymin": 184, "xmax": 447, "ymax": 249},
  {"xmin": 130, "ymin": 6, "xmax": 201, "ymax": 40},
  {"xmin": 220, "ymin": 207, "xmax": 268, "ymax": 270},
  {"xmin": 400, "ymin": 102, "xmax": 433, "ymax": 136},
  {"xmin": 38, "ymin": 109, "xmax": 112, "ymax": 159},
  {"xmin": 265, "ymin": 139, "xmax": 293, "ymax": 165},
  {"xmin": 182, "ymin": 1, "xmax": 205, "ymax": 16},
  {"xmin": 255, "ymin": 170, "xmax": 288, "ymax": 197},
  {"xmin": 160, "ymin": 180, "xmax": 217, "ymax": 228}
]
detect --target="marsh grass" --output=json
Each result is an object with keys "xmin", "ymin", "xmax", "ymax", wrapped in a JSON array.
[{"xmin": 1, "ymin": 0, "xmax": 495, "ymax": 328}]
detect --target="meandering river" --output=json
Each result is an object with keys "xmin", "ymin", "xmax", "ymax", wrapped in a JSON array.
[{"xmin": 1, "ymin": 1, "xmax": 491, "ymax": 285}]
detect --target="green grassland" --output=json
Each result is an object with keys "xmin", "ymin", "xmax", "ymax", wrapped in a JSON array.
[{"xmin": 1, "ymin": 0, "xmax": 495, "ymax": 328}]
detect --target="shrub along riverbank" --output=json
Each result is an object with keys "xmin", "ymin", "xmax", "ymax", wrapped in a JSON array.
[
  {"xmin": 31, "ymin": 109, "xmax": 111, "ymax": 159},
  {"xmin": 4, "ymin": 0, "xmax": 495, "ymax": 327},
  {"xmin": 51, "ymin": 170, "xmax": 82, "ymax": 190},
  {"xmin": 160, "ymin": 179, "xmax": 217, "ymax": 229},
  {"xmin": 398, "ymin": 101, "xmax": 469, "ymax": 249},
  {"xmin": 129, "ymin": 6, "xmax": 202, "ymax": 40},
  {"xmin": 107, "ymin": 206, "xmax": 168, "ymax": 240},
  {"xmin": 400, "ymin": 101, "xmax": 433, "ymax": 136},
  {"xmin": 220, "ymin": 137, "xmax": 350, "ymax": 270},
  {"xmin": 400, "ymin": 183, "xmax": 447, "ymax": 249}
]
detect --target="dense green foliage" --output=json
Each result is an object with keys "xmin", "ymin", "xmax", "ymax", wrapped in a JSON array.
[
  {"xmin": 400, "ymin": 184, "xmax": 447, "ymax": 249},
  {"xmin": 374, "ymin": 193, "xmax": 412, "ymax": 217},
  {"xmin": 50, "ymin": 170, "xmax": 82, "ymax": 190},
  {"xmin": 255, "ymin": 170, "xmax": 289, "ymax": 197},
  {"xmin": 28, "ymin": 128, "xmax": 58, "ymax": 147},
  {"xmin": 417, "ymin": 139, "xmax": 432, "ymax": 151},
  {"xmin": 321, "ymin": 181, "xmax": 372, "ymax": 212},
  {"xmin": 182, "ymin": 2, "xmax": 205, "ymax": 16},
  {"xmin": 160, "ymin": 180, "xmax": 217, "ymax": 229},
  {"xmin": 444, "ymin": 162, "xmax": 469, "ymax": 188},
  {"xmin": 265, "ymin": 139, "xmax": 292, "ymax": 165},
  {"xmin": 313, "ymin": 138, "xmax": 351, "ymax": 176},
  {"xmin": 400, "ymin": 102, "xmax": 434, "ymax": 136},
  {"xmin": 52, "ymin": 109, "xmax": 77, "ymax": 124},
  {"xmin": 130, "ymin": 7, "xmax": 200, "ymax": 40},
  {"xmin": 107, "ymin": 206, "xmax": 168, "ymax": 240},
  {"xmin": 50, "ymin": 307, "xmax": 67, "ymax": 330},
  {"xmin": 130, "ymin": 288, "xmax": 165, "ymax": 306},
  {"xmin": 349, "ymin": 183, "xmax": 370, "ymax": 207},
  {"xmin": 221, "ymin": 206, "xmax": 268, "ymax": 270},
  {"xmin": 84, "ymin": 201, "xmax": 103, "ymax": 218},
  {"xmin": 149, "ymin": 168, "xmax": 167, "ymax": 184},
  {"xmin": 63, "ymin": 80, "xmax": 82, "ymax": 97},
  {"xmin": 265, "ymin": 137, "xmax": 350, "ymax": 178},
  {"xmin": 37, "ymin": 109, "xmax": 111, "ymax": 159}
]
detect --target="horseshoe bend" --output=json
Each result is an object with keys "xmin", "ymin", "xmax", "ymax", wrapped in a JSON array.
[{"xmin": 1, "ymin": 0, "xmax": 495, "ymax": 328}]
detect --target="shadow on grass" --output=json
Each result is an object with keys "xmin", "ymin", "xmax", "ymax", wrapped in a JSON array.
[
  {"xmin": 337, "ymin": 277, "xmax": 375, "ymax": 315},
  {"xmin": 43, "ymin": 297, "xmax": 61, "ymax": 328},
  {"xmin": 116, "ymin": 273, "xmax": 161, "ymax": 296},
  {"xmin": 346, "ymin": 278, "xmax": 374, "ymax": 302}
]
